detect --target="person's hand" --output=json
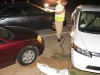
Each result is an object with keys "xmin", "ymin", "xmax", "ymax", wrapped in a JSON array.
[
  {"xmin": 60, "ymin": 9, "xmax": 66, "ymax": 14},
  {"xmin": 62, "ymin": 9, "xmax": 66, "ymax": 13},
  {"xmin": 63, "ymin": 9, "xmax": 66, "ymax": 12}
]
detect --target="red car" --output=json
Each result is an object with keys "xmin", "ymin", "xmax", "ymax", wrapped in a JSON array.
[{"xmin": 0, "ymin": 26, "xmax": 44, "ymax": 68}]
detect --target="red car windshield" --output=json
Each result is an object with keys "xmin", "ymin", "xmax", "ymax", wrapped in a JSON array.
[{"xmin": 0, "ymin": 27, "xmax": 10, "ymax": 39}]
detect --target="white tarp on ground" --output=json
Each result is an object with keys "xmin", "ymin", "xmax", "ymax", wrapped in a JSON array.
[{"xmin": 37, "ymin": 63, "xmax": 70, "ymax": 75}]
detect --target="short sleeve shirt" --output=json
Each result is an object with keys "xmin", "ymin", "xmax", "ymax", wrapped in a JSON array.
[{"xmin": 55, "ymin": 3, "xmax": 64, "ymax": 12}]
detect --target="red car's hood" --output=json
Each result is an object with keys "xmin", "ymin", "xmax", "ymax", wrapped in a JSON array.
[{"xmin": 4, "ymin": 26, "xmax": 38, "ymax": 40}]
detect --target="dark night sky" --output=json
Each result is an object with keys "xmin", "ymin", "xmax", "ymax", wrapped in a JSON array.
[
  {"xmin": 29, "ymin": 0, "xmax": 100, "ymax": 7},
  {"xmin": 0, "ymin": 0, "xmax": 100, "ymax": 7},
  {"xmin": 68, "ymin": 0, "xmax": 100, "ymax": 5}
]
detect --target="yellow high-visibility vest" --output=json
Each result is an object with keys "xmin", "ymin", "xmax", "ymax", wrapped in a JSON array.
[{"xmin": 55, "ymin": 3, "xmax": 65, "ymax": 21}]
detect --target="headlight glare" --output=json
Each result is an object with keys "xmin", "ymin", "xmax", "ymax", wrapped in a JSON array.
[
  {"xmin": 73, "ymin": 44, "xmax": 92, "ymax": 58},
  {"xmin": 37, "ymin": 35, "xmax": 42, "ymax": 43}
]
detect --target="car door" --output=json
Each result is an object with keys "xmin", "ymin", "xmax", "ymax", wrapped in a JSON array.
[
  {"xmin": 0, "ymin": 39, "xmax": 13, "ymax": 68},
  {"xmin": 0, "ymin": 6, "xmax": 28, "ymax": 28},
  {"xmin": 22, "ymin": 5, "xmax": 53, "ymax": 29}
]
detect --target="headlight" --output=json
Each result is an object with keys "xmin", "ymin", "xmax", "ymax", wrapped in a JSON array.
[
  {"xmin": 37, "ymin": 35, "xmax": 42, "ymax": 43},
  {"xmin": 73, "ymin": 44, "xmax": 92, "ymax": 58}
]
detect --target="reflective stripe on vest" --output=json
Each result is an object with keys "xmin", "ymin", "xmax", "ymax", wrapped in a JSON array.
[{"xmin": 55, "ymin": 4, "xmax": 65, "ymax": 21}]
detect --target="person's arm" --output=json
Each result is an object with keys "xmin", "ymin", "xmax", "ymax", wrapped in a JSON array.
[{"xmin": 55, "ymin": 9, "xmax": 66, "ymax": 15}]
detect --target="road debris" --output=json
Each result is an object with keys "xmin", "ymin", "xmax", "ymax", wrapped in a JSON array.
[{"xmin": 37, "ymin": 63, "xmax": 70, "ymax": 75}]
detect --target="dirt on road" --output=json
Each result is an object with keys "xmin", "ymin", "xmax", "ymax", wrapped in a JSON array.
[{"xmin": 0, "ymin": 49, "xmax": 73, "ymax": 75}]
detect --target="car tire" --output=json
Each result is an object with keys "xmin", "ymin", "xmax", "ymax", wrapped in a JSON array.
[
  {"xmin": 50, "ymin": 20, "xmax": 56, "ymax": 31},
  {"xmin": 17, "ymin": 46, "xmax": 37, "ymax": 66}
]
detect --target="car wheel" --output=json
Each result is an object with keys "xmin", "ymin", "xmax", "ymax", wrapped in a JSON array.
[
  {"xmin": 50, "ymin": 20, "xmax": 56, "ymax": 31},
  {"xmin": 17, "ymin": 47, "xmax": 37, "ymax": 66}
]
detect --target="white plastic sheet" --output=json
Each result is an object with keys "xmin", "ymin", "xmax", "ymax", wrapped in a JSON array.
[{"xmin": 37, "ymin": 63, "xmax": 70, "ymax": 75}]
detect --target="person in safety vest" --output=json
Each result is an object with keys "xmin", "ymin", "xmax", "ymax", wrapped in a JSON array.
[{"xmin": 55, "ymin": 0, "xmax": 68, "ymax": 42}]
